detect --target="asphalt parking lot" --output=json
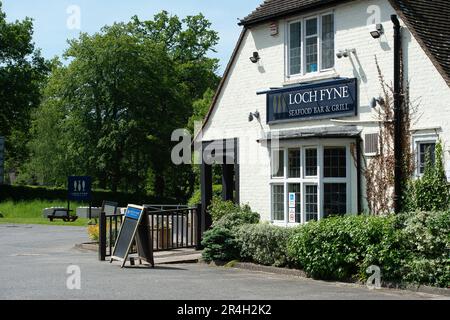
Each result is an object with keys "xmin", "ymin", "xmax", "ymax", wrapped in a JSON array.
[{"xmin": 0, "ymin": 224, "xmax": 447, "ymax": 300}]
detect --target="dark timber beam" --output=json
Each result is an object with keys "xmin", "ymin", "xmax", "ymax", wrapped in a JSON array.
[{"xmin": 200, "ymin": 148, "xmax": 213, "ymax": 231}]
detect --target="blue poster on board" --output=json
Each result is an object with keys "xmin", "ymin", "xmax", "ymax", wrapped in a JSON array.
[
  {"xmin": 125, "ymin": 207, "xmax": 142, "ymax": 220},
  {"xmin": 68, "ymin": 176, "xmax": 92, "ymax": 201}
]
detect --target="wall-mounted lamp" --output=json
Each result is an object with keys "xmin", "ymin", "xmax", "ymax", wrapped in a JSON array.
[
  {"xmin": 336, "ymin": 48, "xmax": 356, "ymax": 59},
  {"xmin": 249, "ymin": 51, "xmax": 260, "ymax": 63},
  {"xmin": 370, "ymin": 96, "xmax": 385, "ymax": 108},
  {"xmin": 248, "ymin": 111, "xmax": 260, "ymax": 122},
  {"xmin": 369, "ymin": 23, "xmax": 384, "ymax": 39}
]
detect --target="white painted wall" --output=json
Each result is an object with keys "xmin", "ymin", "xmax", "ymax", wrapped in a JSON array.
[{"xmin": 201, "ymin": 0, "xmax": 450, "ymax": 220}]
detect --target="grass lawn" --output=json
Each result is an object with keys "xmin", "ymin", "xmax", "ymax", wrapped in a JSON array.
[{"xmin": 0, "ymin": 200, "xmax": 90, "ymax": 226}]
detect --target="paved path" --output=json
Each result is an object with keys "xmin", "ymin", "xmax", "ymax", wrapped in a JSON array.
[{"xmin": 0, "ymin": 224, "xmax": 447, "ymax": 300}]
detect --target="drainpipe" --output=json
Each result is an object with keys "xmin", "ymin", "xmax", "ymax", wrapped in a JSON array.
[{"xmin": 391, "ymin": 14, "xmax": 402, "ymax": 214}]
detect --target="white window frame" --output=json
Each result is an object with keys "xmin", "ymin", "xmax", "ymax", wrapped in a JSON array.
[
  {"xmin": 285, "ymin": 11, "xmax": 335, "ymax": 79},
  {"xmin": 412, "ymin": 134, "xmax": 438, "ymax": 177},
  {"xmin": 269, "ymin": 141, "xmax": 351, "ymax": 226}
]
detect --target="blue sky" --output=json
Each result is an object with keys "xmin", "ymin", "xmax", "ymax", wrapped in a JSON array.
[{"xmin": 2, "ymin": 0, "xmax": 262, "ymax": 74}]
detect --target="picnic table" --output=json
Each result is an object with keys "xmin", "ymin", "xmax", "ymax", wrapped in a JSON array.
[{"xmin": 47, "ymin": 208, "xmax": 78, "ymax": 222}]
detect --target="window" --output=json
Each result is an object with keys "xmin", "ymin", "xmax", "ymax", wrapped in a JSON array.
[
  {"xmin": 321, "ymin": 14, "xmax": 334, "ymax": 69},
  {"xmin": 288, "ymin": 183, "xmax": 301, "ymax": 223},
  {"xmin": 270, "ymin": 144, "xmax": 349, "ymax": 224},
  {"xmin": 304, "ymin": 148, "xmax": 318, "ymax": 176},
  {"xmin": 305, "ymin": 18, "xmax": 318, "ymax": 73},
  {"xmin": 271, "ymin": 149, "xmax": 284, "ymax": 178},
  {"xmin": 323, "ymin": 183, "xmax": 347, "ymax": 217},
  {"xmin": 418, "ymin": 142, "xmax": 436, "ymax": 175},
  {"xmin": 289, "ymin": 22, "xmax": 302, "ymax": 75},
  {"xmin": 324, "ymin": 147, "xmax": 346, "ymax": 177},
  {"xmin": 305, "ymin": 184, "xmax": 318, "ymax": 221},
  {"xmin": 288, "ymin": 149, "xmax": 301, "ymax": 178},
  {"xmin": 287, "ymin": 13, "xmax": 334, "ymax": 76},
  {"xmin": 271, "ymin": 184, "xmax": 285, "ymax": 221}
]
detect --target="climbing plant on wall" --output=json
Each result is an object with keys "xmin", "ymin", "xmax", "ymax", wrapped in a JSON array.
[{"xmin": 364, "ymin": 57, "xmax": 416, "ymax": 214}]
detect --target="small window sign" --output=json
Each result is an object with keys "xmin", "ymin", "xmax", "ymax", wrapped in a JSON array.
[
  {"xmin": 289, "ymin": 207, "xmax": 296, "ymax": 223},
  {"xmin": 288, "ymin": 192, "xmax": 296, "ymax": 208}
]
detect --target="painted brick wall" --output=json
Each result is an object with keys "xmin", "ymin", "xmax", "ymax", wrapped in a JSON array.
[{"xmin": 201, "ymin": 0, "xmax": 450, "ymax": 220}]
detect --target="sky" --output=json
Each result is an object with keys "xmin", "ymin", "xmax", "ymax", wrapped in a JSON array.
[{"xmin": 2, "ymin": 0, "xmax": 263, "ymax": 74}]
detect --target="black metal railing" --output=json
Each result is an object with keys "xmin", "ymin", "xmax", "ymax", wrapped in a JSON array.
[{"xmin": 99, "ymin": 204, "xmax": 202, "ymax": 260}]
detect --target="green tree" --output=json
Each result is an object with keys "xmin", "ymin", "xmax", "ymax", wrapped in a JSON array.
[
  {"xmin": 25, "ymin": 12, "xmax": 219, "ymax": 202},
  {"xmin": 0, "ymin": 2, "xmax": 50, "ymax": 176}
]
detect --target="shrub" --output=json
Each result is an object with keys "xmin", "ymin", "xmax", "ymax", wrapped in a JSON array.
[
  {"xmin": 287, "ymin": 215, "xmax": 405, "ymax": 282},
  {"xmin": 87, "ymin": 224, "xmax": 99, "ymax": 241},
  {"xmin": 211, "ymin": 199, "xmax": 260, "ymax": 230},
  {"xmin": 402, "ymin": 141, "xmax": 450, "ymax": 212},
  {"xmin": 201, "ymin": 199, "xmax": 260, "ymax": 262},
  {"xmin": 201, "ymin": 226, "xmax": 240, "ymax": 262},
  {"xmin": 399, "ymin": 211, "xmax": 450, "ymax": 287},
  {"xmin": 208, "ymin": 196, "xmax": 239, "ymax": 222},
  {"xmin": 0, "ymin": 184, "xmax": 174, "ymax": 207},
  {"xmin": 236, "ymin": 223, "xmax": 295, "ymax": 267},
  {"xmin": 188, "ymin": 185, "xmax": 222, "ymax": 206}
]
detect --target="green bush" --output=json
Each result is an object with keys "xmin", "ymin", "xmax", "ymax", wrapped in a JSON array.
[
  {"xmin": 236, "ymin": 223, "xmax": 295, "ymax": 267},
  {"xmin": 0, "ymin": 184, "xmax": 174, "ymax": 207},
  {"xmin": 399, "ymin": 211, "xmax": 450, "ymax": 287},
  {"xmin": 201, "ymin": 226, "xmax": 240, "ymax": 262},
  {"xmin": 213, "ymin": 206, "xmax": 260, "ymax": 230},
  {"xmin": 287, "ymin": 215, "xmax": 405, "ymax": 282},
  {"xmin": 200, "ymin": 199, "xmax": 260, "ymax": 262},
  {"xmin": 403, "ymin": 141, "xmax": 450, "ymax": 212},
  {"xmin": 188, "ymin": 185, "xmax": 222, "ymax": 206}
]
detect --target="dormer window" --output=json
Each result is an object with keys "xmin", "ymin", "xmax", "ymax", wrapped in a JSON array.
[{"xmin": 287, "ymin": 13, "xmax": 335, "ymax": 77}]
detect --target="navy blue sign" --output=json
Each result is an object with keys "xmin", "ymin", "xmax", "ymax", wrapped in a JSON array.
[
  {"xmin": 125, "ymin": 207, "xmax": 142, "ymax": 220},
  {"xmin": 68, "ymin": 176, "xmax": 92, "ymax": 201},
  {"xmin": 265, "ymin": 78, "xmax": 357, "ymax": 123}
]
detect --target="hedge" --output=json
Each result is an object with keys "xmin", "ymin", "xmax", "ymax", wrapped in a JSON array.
[
  {"xmin": 236, "ymin": 223, "xmax": 295, "ymax": 267},
  {"xmin": 0, "ymin": 185, "xmax": 176, "ymax": 207},
  {"xmin": 201, "ymin": 199, "xmax": 449, "ymax": 288}
]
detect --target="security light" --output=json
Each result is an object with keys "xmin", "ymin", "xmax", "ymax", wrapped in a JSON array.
[
  {"xmin": 248, "ymin": 111, "xmax": 260, "ymax": 122},
  {"xmin": 370, "ymin": 97, "xmax": 385, "ymax": 108},
  {"xmin": 336, "ymin": 49, "xmax": 356, "ymax": 59},
  {"xmin": 369, "ymin": 24, "xmax": 384, "ymax": 39},
  {"xmin": 249, "ymin": 51, "xmax": 260, "ymax": 63}
]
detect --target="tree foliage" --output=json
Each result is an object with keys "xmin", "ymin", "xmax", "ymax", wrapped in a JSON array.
[
  {"xmin": 0, "ymin": 2, "xmax": 50, "ymax": 174},
  {"xmin": 22, "ymin": 11, "xmax": 220, "ymax": 201}
]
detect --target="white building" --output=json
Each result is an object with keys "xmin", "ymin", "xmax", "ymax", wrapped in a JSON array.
[{"xmin": 196, "ymin": 0, "xmax": 450, "ymax": 227}]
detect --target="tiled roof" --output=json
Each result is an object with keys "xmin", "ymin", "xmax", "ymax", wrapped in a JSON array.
[
  {"xmin": 240, "ymin": 0, "xmax": 450, "ymax": 86},
  {"xmin": 389, "ymin": 0, "xmax": 450, "ymax": 86}
]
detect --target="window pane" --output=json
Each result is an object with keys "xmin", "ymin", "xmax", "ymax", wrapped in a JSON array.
[
  {"xmin": 321, "ymin": 14, "xmax": 334, "ymax": 69},
  {"xmin": 305, "ymin": 37, "xmax": 318, "ymax": 73},
  {"xmin": 419, "ymin": 143, "xmax": 436, "ymax": 174},
  {"xmin": 271, "ymin": 150, "xmax": 284, "ymax": 177},
  {"xmin": 288, "ymin": 183, "xmax": 301, "ymax": 223},
  {"xmin": 288, "ymin": 149, "xmax": 301, "ymax": 178},
  {"xmin": 305, "ymin": 148, "xmax": 318, "ymax": 176},
  {"xmin": 289, "ymin": 22, "xmax": 301, "ymax": 75},
  {"xmin": 272, "ymin": 185, "xmax": 285, "ymax": 221},
  {"xmin": 305, "ymin": 185, "xmax": 318, "ymax": 222},
  {"xmin": 323, "ymin": 183, "xmax": 347, "ymax": 217},
  {"xmin": 324, "ymin": 147, "xmax": 346, "ymax": 177},
  {"xmin": 306, "ymin": 18, "xmax": 317, "ymax": 36}
]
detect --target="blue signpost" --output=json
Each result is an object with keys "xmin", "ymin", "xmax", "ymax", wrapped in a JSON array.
[{"xmin": 68, "ymin": 176, "xmax": 92, "ymax": 218}]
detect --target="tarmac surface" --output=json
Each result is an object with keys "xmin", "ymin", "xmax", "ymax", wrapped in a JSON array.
[{"xmin": 0, "ymin": 223, "xmax": 447, "ymax": 300}]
